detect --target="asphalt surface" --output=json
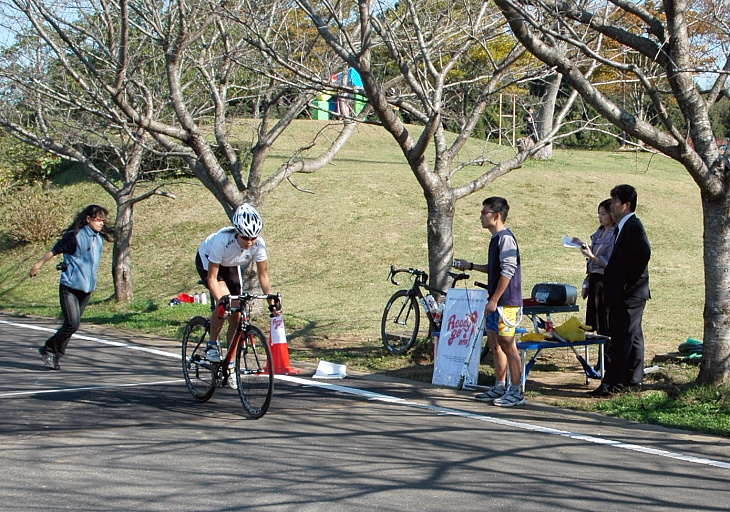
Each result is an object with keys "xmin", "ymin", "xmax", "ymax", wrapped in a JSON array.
[{"xmin": 2, "ymin": 312, "xmax": 729, "ymax": 511}]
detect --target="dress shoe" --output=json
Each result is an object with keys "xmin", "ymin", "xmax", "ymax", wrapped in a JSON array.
[
  {"xmin": 588, "ymin": 385, "xmax": 613, "ymax": 398},
  {"xmin": 622, "ymin": 383, "xmax": 643, "ymax": 393}
]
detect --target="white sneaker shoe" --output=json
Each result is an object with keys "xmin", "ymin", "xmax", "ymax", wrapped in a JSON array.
[{"xmin": 227, "ymin": 364, "xmax": 238, "ymax": 389}]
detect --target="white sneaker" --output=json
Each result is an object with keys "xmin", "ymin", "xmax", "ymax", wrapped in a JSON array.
[
  {"xmin": 227, "ymin": 364, "xmax": 238, "ymax": 389},
  {"xmin": 205, "ymin": 342, "xmax": 221, "ymax": 363}
]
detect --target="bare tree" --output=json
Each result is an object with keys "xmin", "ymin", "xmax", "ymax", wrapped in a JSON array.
[
  {"xmin": 1, "ymin": 0, "xmax": 360, "ymax": 212},
  {"xmin": 0, "ymin": 0, "xmax": 360, "ymax": 297},
  {"xmin": 0, "ymin": 5, "xmax": 176, "ymax": 302},
  {"xmin": 110, "ymin": 0, "xmax": 360, "ymax": 215},
  {"xmin": 294, "ymin": 0, "xmax": 585, "ymax": 291},
  {"xmin": 493, "ymin": 0, "xmax": 730, "ymax": 384}
]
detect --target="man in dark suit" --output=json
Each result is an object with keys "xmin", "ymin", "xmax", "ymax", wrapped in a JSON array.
[{"xmin": 589, "ymin": 184, "xmax": 651, "ymax": 397}]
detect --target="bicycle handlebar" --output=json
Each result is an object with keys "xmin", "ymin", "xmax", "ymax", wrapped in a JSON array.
[
  {"xmin": 219, "ymin": 292, "xmax": 282, "ymax": 313},
  {"xmin": 388, "ymin": 265, "xmax": 470, "ymax": 290},
  {"xmin": 388, "ymin": 265, "xmax": 428, "ymax": 286}
]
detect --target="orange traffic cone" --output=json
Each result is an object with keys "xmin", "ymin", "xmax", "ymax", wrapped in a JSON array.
[{"xmin": 269, "ymin": 315, "xmax": 301, "ymax": 375}]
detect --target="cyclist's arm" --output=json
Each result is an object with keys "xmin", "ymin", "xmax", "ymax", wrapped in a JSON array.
[{"xmin": 256, "ymin": 260, "xmax": 281, "ymax": 315}]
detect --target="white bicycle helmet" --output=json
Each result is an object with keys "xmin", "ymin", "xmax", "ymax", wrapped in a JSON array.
[{"xmin": 232, "ymin": 203, "xmax": 263, "ymax": 238}]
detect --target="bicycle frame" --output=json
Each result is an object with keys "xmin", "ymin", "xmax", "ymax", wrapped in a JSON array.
[
  {"xmin": 382, "ymin": 266, "xmax": 472, "ymax": 356},
  {"xmin": 221, "ymin": 293, "xmax": 280, "ymax": 367},
  {"xmin": 182, "ymin": 291, "xmax": 280, "ymax": 418},
  {"xmin": 387, "ymin": 265, "xmax": 468, "ymax": 331},
  {"xmin": 219, "ymin": 297, "xmax": 252, "ymax": 377}
]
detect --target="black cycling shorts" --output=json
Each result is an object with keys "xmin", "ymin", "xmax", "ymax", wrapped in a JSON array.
[{"xmin": 196, "ymin": 252, "xmax": 243, "ymax": 295}]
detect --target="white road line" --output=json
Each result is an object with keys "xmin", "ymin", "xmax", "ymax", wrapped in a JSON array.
[
  {"xmin": 5, "ymin": 319, "xmax": 730, "ymax": 470},
  {"xmin": 2, "ymin": 320, "xmax": 178, "ymax": 359},
  {"xmin": 276, "ymin": 378, "xmax": 730, "ymax": 471},
  {"xmin": 0, "ymin": 380, "xmax": 183, "ymax": 398}
]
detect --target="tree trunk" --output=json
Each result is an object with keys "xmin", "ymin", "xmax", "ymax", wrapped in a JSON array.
[
  {"xmin": 112, "ymin": 198, "xmax": 134, "ymax": 303},
  {"xmin": 699, "ymin": 195, "xmax": 730, "ymax": 384},
  {"xmin": 534, "ymin": 73, "xmax": 562, "ymax": 160},
  {"xmin": 240, "ymin": 258, "xmax": 266, "ymax": 316},
  {"xmin": 426, "ymin": 186, "xmax": 456, "ymax": 298}
]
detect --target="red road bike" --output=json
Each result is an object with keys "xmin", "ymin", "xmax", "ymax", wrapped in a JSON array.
[{"xmin": 181, "ymin": 293, "xmax": 280, "ymax": 418}]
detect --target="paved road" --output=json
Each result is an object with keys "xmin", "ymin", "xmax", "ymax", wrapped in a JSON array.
[{"xmin": 1, "ymin": 313, "xmax": 729, "ymax": 511}]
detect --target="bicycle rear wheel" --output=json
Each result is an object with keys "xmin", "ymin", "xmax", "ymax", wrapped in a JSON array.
[
  {"xmin": 381, "ymin": 290, "xmax": 421, "ymax": 355},
  {"xmin": 235, "ymin": 325, "xmax": 274, "ymax": 418},
  {"xmin": 182, "ymin": 316, "xmax": 216, "ymax": 402}
]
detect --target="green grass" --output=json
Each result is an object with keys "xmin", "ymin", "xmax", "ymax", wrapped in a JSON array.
[
  {"xmin": 586, "ymin": 384, "xmax": 730, "ymax": 437},
  {"xmin": 2, "ymin": 119, "xmax": 723, "ymax": 435}
]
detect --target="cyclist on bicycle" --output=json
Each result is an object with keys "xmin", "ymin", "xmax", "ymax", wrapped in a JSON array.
[{"xmin": 195, "ymin": 203, "xmax": 281, "ymax": 365}]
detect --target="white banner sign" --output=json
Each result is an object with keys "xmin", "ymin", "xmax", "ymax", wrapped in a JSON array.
[{"xmin": 432, "ymin": 288, "xmax": 488, "ymax": 387}]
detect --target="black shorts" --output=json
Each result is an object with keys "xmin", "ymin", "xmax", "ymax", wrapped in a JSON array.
[{"xmin": 196, "ymin": 252, "xmax": 243, "ymax": 295}]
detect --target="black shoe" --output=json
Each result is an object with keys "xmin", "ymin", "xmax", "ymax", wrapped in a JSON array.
[
  {"xmin": 588, "ymin": 384, "xmax": 616, "ymax": 398},
  {"xmin": 623, "ymin": 383, "xmax": 642, "ymax": 393},
  {"xmin": 39, "ymin": 347, "xmax": 60, "ymax": 370},
  {"xmin": 39, "ymin": 346, "xmax": 54, "ymax": 368}
]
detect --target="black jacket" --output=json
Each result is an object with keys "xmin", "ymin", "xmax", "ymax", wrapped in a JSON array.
[{"xmin": 603, "ymin": 214, "xmax": 651, "ymax": 305}]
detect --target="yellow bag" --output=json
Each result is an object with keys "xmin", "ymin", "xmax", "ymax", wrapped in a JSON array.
[
  {"xmin": 554, "ymin": 316, "xmax": 592, "ymax": 342},
  {"xmin": 520, "ymin": 332, "xmax": 547, "ymax": 342}
]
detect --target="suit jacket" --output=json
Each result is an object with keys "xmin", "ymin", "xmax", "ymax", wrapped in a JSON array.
[{"xmin": 603, "ymin": 214, "xmax": 651, "ymax": 305}]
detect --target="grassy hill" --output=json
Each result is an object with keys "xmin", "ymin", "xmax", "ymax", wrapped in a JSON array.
[{"xmin": 0, "ymin": 121, "xmax": 702, "ymax": 364}]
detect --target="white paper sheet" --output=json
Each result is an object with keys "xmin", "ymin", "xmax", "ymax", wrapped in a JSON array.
[{"xmin": 562, "ymin": 235, "xmax": 582, "ymax": 248}]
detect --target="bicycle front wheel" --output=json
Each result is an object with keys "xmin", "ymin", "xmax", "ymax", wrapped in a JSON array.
[
  {"xmin": 182, "ymin": 316, "xmax": 216, "ymax": 402},
  {"xmin": 381, "ymin": 290, "xmax": 421, "ymax": 355},
  {"xmin": 235, "ymin": 325, "xmax": 274, "ymax": 418}
]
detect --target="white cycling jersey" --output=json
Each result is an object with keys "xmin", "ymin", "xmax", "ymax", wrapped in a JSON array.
[{"xmin": 197, "ymin": 227, "xmax": 267, "ymax": 270}]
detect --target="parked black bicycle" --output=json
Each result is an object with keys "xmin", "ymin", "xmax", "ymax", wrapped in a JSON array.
[{"xmin": 381, "ymin": 266, "xmax": 469, "ymax": 355}]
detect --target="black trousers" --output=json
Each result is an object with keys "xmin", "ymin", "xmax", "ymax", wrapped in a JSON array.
[
  {"xmin": 604, "ymin": 296, "xmax": 646, "ymax": 387},
  {"xmin": 585, "ymin": 273, "xmax": 609, "ymax": 336},
  {"xmin": 44, "ymin": 284, "xmax": 91, "ymax": 357}
]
